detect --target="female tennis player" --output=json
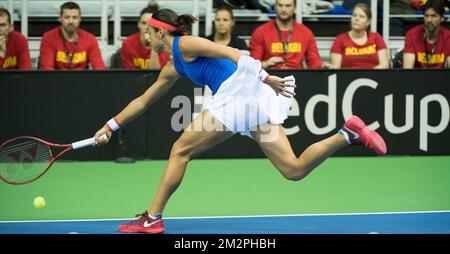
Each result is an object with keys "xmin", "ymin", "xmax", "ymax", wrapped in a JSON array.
[{"xmin": 94, "ymin": 9, "xmax": 387, "ymax": 234}]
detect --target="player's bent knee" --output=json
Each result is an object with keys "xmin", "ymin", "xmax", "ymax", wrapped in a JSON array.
[
  {"xmin": 280, "ymin": 164, "xmax": 307, "ymax": 181},
  {"xmin": 170, "ymin": 139, "xmax": 203, "ymax": 163},
  {"xmin": 170, "ymin": 141, "xmax": 194, "ymax": 163}
]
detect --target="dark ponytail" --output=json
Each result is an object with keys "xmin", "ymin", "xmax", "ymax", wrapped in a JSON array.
[
  {"xmin": 152, "ymin": 9, "xmax": 198, "ymax": 36},
  {"xmin": 175, "ymin": 14, "xmax": 198, "ymax": 35}
]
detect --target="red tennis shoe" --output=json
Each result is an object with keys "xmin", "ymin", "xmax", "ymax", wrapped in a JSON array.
[
  {"xmin": 342, "ymin": 115, "xmax": 387, "ymax": 155},
  {"xmin": 118, "ymin": 211, "xmax": 164, "ymax": 234}
]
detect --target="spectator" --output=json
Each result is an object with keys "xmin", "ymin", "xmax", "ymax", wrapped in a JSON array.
[
  {"xmin": 0, "ymin": 8, "xmax": 32, "ymax": 70},
  {"xmin": 205, "ymin": 5, "xmax": 248, "ymax": 52},
  {"xmin": 120, "ymin": 4, "xmax": 170, "ymax": 69},
  {"xmin": 39, "ymin": 2, "xmax": 105, "ymax": 70},
  {"xmin": 330, "ymin": 3, "xmax": 389, "ymax": 69},
  {"xmin": 249, "ymin": 0, "xmax": 327, "ymax": 69},
  {"xmin": 403, "ymin": 0, "xmax": 450, "ymax": 68}
]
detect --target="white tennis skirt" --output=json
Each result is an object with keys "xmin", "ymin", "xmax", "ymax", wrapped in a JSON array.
[{"xmin": 204, "ymin": 55, "xmax": 295, "ymax": 138}]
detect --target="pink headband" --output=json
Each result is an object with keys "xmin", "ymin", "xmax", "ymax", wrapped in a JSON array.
[{"xmin": 148, "ymin": 18, "xmax": 176, "ymax": 31}]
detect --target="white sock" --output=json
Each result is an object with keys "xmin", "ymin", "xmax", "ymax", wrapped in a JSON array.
[
  {"xmin": 338, "ymin": 129, "xmax": 351, "ymax": 144},
  {"xmin": 148, "ymin": 212, "xmax": 162, "ymax": 219}
]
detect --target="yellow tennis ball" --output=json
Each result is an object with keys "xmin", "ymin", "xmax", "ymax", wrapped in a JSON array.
[{"xmin": 33, "ymin": 197, "xmax": 46, "ymax": 209}]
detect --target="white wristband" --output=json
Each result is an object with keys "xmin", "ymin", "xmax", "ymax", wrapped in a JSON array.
[
  {"xmin": 258, "ymin": 68, "xmax": 269, "ymax": 83},
  {"xmin": 106, "ymin": 117, "xmax": 121, "ymax": 132}
]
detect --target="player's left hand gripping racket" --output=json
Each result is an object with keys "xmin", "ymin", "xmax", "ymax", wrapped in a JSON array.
[{"xmin": 0, "ymin": 134, "xmax": 107, "ymax": 185}]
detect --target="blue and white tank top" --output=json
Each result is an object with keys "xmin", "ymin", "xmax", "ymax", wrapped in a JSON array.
[{"xmin": 172, "ymin": 36, "xmax": 237, "ymax": 94}]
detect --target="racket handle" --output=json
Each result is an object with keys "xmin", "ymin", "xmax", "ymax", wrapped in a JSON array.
[{"xmin": 72, "ymin": 134, "xmax": 108, "ymax": 150}]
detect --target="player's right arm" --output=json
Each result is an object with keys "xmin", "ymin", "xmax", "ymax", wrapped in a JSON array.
[{"xmin": 94, "ymin": 60, "xmax": 180, "ymax": 144}]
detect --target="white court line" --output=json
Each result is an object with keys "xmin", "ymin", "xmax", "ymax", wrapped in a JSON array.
[{"xmin": 1, "ymin": 210, "xmax": 450, "ymax": 224}]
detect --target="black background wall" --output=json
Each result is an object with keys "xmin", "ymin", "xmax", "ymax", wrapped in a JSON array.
[{"xmin": 1, "ymin": 70, "xmax": 449, "ymax": 160}]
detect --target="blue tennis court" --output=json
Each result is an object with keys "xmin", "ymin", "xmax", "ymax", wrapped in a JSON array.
[{"xmin": 1, "ymin": 211, "xmax": 449, "ymax": 234}]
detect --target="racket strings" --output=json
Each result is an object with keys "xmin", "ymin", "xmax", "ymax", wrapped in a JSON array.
[
  {"xmin": 0, "ymin": 139, "xmax": 52, "ymax": 183},
  {"xmin": 0, "ymin": 141, "xmax": 39, "ymax": 154}
]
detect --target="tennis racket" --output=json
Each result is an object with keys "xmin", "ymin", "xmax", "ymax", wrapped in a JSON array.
[{"xmin": 0, "ymin": 134, "xmax": 108, "ymax": 185}]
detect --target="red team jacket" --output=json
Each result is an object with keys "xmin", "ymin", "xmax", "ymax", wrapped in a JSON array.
[
  {"xmin": 120, "ymin": 32, "xmax": 169, "ymax": 69},
  {"xmin": 330, "ymin": 32, "xmax": 387, "ymax": 68},
  {"xmin": 404, "ymin": 24, "xmax": 450, "ymax": 68},
  {"xmin": 249, "ymin": 19, "xmax": 323, "ymax": 69},
  {"xmin": 39, "ymin": 27, "xmax": 105, "ymax": 70},
  {"xmin": 0, "ymin": 31, "xmax": 32, "ymax": 70}
]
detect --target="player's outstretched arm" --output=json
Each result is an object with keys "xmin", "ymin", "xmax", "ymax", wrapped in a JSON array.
[{"xmin": 95, "ymin": 61, "xmax": 180, "ymax": 144}]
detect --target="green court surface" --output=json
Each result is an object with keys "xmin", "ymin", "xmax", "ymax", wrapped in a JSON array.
[{"xmin": 1, "ymin": 156, "xmax": 449, "ymax": 221}]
